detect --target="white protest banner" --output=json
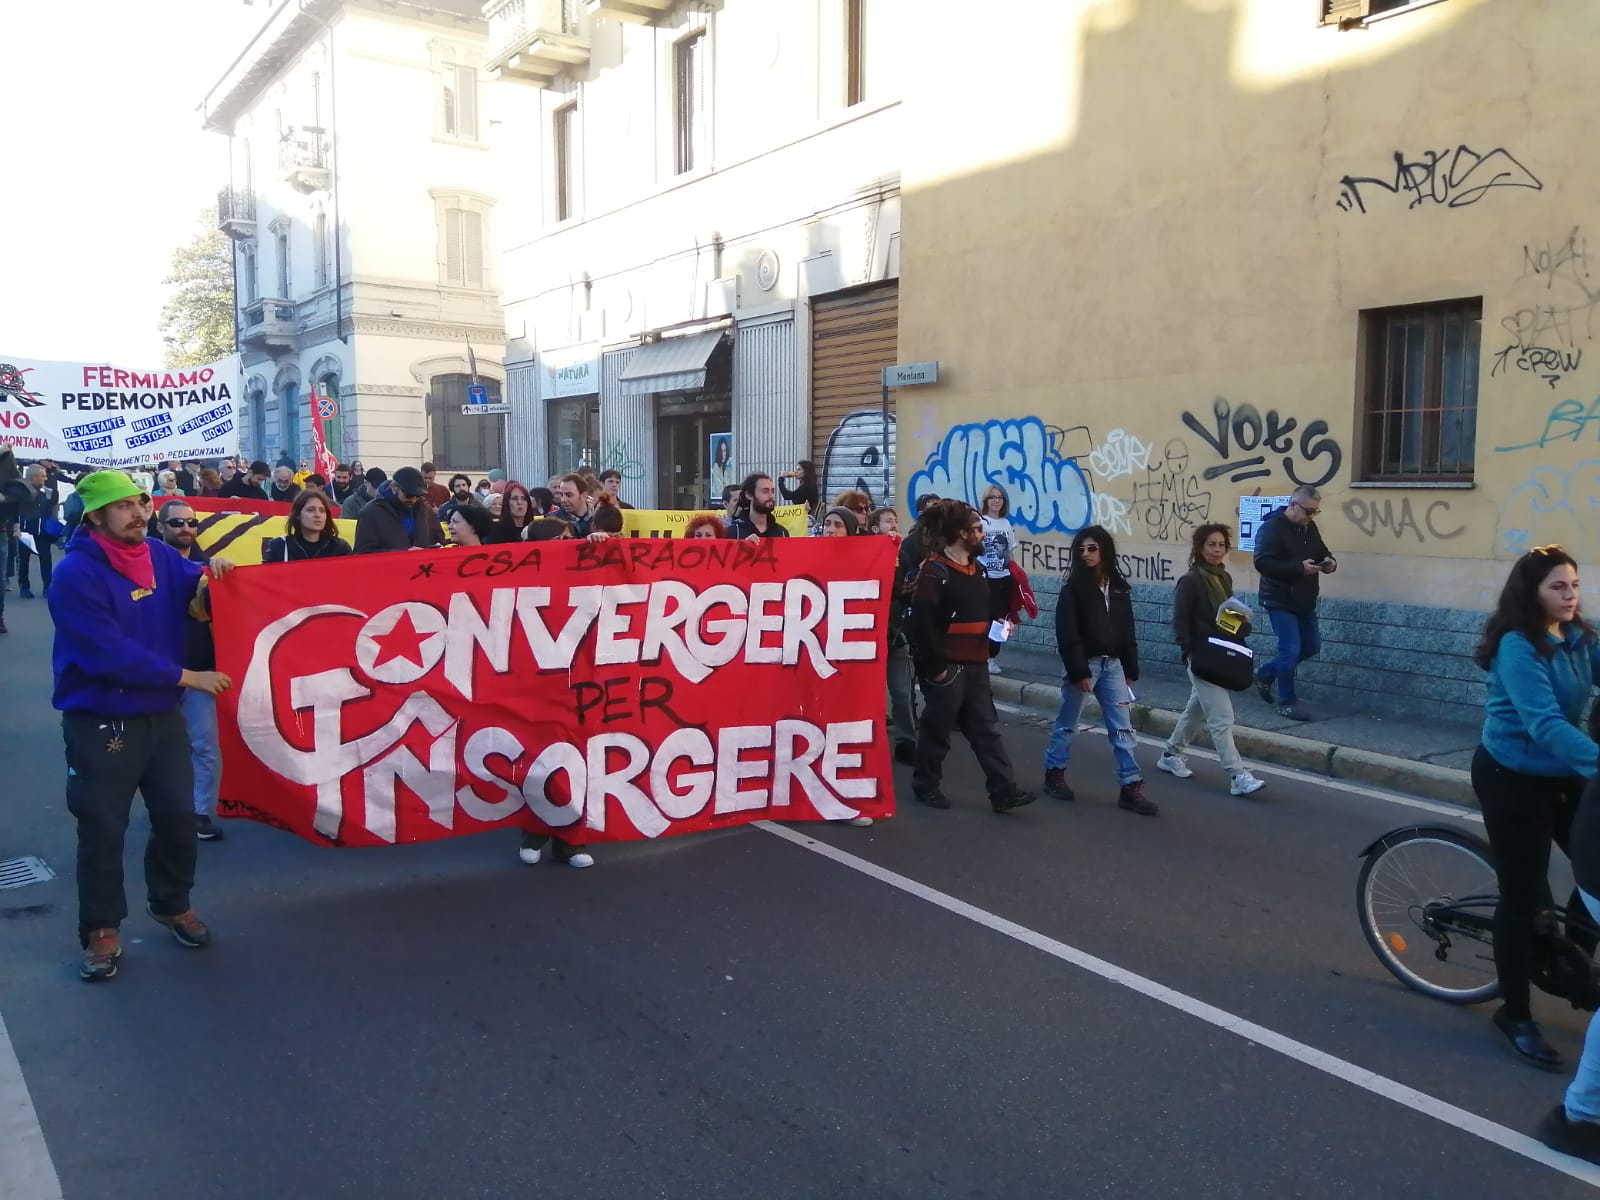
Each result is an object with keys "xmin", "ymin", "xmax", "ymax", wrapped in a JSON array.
[{"xmin": 0, "ymin": 353, "xmax": 242, "ymax": 465}]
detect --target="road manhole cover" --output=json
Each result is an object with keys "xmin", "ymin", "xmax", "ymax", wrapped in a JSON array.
[{"xmin": 0, "ymin": 857, "xmax": 55, "ymax": 889}]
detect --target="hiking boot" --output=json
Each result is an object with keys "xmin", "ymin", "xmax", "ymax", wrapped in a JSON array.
[
  {"xmin": 195, "ymin": 814, "xmax": 225, "ymax": 841},
  {"xmin": 1278, "ymin": 704, "xmax": 1312, "ymax": 722},
  {"xmin": 1117, "ymin": 780, "xmax": 1159, "ymax": 816},
  {"xmin": 148, "ymin": 906, "xmax": 212, "ymax": 948},
  {"xmin": 913, "ymin": 791, "xmax": 951, "ymax": 809},
  {"xmin": 1254, "ymin": 675, "xmax": 1274, "ymax": 705},
  {"xmin": 1156, "ymin": 752, "xmax": 1193, "ymax": 779},
  {"xmin": 1229, "ymin": 770, "xmax": 1267, "ymax": 796},
  {"xmin": 991, "ymin": 789, "xmax": 1035, "ymax": 814},
  {"xmin": 80, "ymin": 928, "xmax": 122, "ymax": 982},
  {"xmin": 1043, "ymin": 768, "xmax": 1075, "ymax": 802}
]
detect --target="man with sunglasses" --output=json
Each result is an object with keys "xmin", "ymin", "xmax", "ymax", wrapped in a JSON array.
[
  {"xmin": 158, "ymin": 501, "xmax": 225, "ymax": 842},
  {"xmin": 1252, "ymin": 485, "xmax": 1337, "ymax": 722}
]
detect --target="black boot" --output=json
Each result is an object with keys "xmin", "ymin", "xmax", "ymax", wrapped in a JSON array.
[{"xmin": 1492, "ymin": 1006, "xmax": 1563, "ymax": 1071}]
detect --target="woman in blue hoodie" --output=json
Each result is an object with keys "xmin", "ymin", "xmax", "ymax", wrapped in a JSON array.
[{"xmin": 1472, "ymin": 545, "xmax": 1600, "ymax": 1070}]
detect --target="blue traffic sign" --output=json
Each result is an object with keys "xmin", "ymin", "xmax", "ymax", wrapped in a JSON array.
[{"xmin": 467, "ymin": 384, "xmax": 489, "ymax": 407}]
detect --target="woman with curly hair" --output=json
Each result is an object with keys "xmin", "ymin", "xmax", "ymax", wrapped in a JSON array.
[
  {"xmin": 1042, "ymin": 524, "xmax": 1154, "ymax": 814},
  {"xmin": 683, "ymin": 513, "xmax": 728, "ymax": 539}
]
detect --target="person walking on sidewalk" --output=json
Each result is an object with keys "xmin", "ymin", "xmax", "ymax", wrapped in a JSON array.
[
  {"xmin": 1156, "ymin": 523, "xmax": 1266, "ymax": 797},
  {"xmin": 1252, "ymin": 485, "xmax": 1336, "ymax": 722},
  {"xmin": 977, "ymin": 484, "xmax": 1018, "ymax": 676},
  {"xmin": 49, "ymin": 472, "xmax": 237, "ymax": 981},
  {"xmin": 1043, "ymin": 524, "xmax": 1156, "ymax": 815},
  {"xmin": 904, "ymin": 500, "xmax": 1034, "ymax": 814},
  {"xmin": 1470, "ymin": 545, "xmax": 1600, "ymax": 1071}
]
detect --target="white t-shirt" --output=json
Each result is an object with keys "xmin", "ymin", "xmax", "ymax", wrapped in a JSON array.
[{"xmin": 978, "ymin": 515, "xmax": 1016, "ymax": 579}]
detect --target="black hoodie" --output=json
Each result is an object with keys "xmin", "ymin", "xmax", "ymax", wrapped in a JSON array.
[{"xmin": 1055, "ymin": 569, "xmax": 1140, "ymax": 683}]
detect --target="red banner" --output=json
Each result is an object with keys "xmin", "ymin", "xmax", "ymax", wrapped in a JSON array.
[
  {"xmin": 188, "ymin": 495, "xmax": 342, "ymax": 518},
  {"xmin": 311, "ymin": 388, "xmax": 339, "ymax": 481},
  {"xmin": 210, "ymin": 536, "xmax": 895, "ymax": 846}
]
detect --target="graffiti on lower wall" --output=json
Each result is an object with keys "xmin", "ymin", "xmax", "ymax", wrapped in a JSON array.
[
  {"xmin": 820, "ymin": 409, "xmax": 897, "ymax": 510},
  {"xmin": 1016, "ymin": 537, "xmax": 1176, "ymax": 582},
  {"xmin": 907, "ymin": 417, "xmax": 1093, "ymax": 534},
  {"xmin": 1334, "ymin": 145, "xmax": 1542, "ymax": 215},
  {"xmin": 1341, "ymin": 496, "xmax": 1465, "ymax": 544}
]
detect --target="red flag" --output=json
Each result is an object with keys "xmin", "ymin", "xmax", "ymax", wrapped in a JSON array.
[
  {"xmin": 209, "ymin": 537, "xmax": 894, "ymax": 846},
  {"xmin": 310, "ymin": 385, "xmax": 339, "ymax": 480}
]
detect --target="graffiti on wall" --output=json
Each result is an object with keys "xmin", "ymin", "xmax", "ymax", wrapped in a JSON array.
[
  {"xmin": 908, "ymin": 417, "xmax": 1093, "ymax": 535},
  {"xmin": 1499, "ymin": 226, "xmax": 1600, "ymax": 359},
  {"xmin": 1496, "ymin": 461, "xmax": 1600, "ymax": 562},
  {"xmin": 1127, "ymin": 438, "xmax": 1212, "ymax": 542},
  {"xmin": 1491, "ymin": 346, "xmax": 1583, "ymax": 389},
  {"xmin": 821, "ymin": 410, "xmax": 897, "ymax": 510},
  {"xmin": 1495, "ymin": 397, "xmax": 1600, "ymax": 453},
  {"xmin": 599, "ymin": 440, "xmax": 645, "ymax": 481},
  {"xmin": 1335, "ymin": 145, "xmax": 1542, "ymax": 214},
  {"xmin": 1087, "ymin": 429, "xmax": 1152, "ymax": 481},
  {"xmin": 1015, "ymin": 537, "xmax": 1176, "ymax": 583},
  {"xmin": 1180, "ymin": 398, "xmax": 1342, "ymax": 487},
  {"xmin": 1341, "ymin": 496, "xmax": 1464, "ymax": 544}
]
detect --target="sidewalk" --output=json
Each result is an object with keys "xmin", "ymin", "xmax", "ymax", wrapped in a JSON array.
[{"xmin": 988, "ymin": 645, "xmax": 1481, "ymax": 807}]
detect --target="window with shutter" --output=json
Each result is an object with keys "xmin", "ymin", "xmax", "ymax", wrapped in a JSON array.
[
  {"xmin": 455, "ymin": 66, "xmax": 478, "ymax": 141},
  {"xmin": 846, "ymin": 0, "xmax": 866, "ymax": 106},
  {"xmin": 445, "ymin": 208, "xmax": 463, "ymax": 285},
  {"xmin": 443, "ymin": 85, "xmax": 457, "ymax": 137},
  {"xmin": 555, "ymin": 103, "xmax": 577, "ymax": 222},
  {"xmin": 1321, "ymin": 0, "xmax": 1370, "ymax": 23},
  {"xmin": 313, "ymin": 212, "xmax": 328, "ymax": 289},
  {"xmin": 674, "ymin": 32, "xmax": 706, "ymax": 175},
  {"xmin": 462, "ymin": 210, "xmax": 484, "ymax": 288},
  {"xmin": 275, "ymin": 230, "xmax": 290, "ymax": 297}
]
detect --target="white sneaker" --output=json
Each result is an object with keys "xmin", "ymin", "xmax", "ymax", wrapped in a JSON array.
[
  {"xmin": 1156, "ymin": 752, "xmax": 1193, "ymax": 779},
  {"xmin": 517, "ymin": 846, "xmax": 541, "ymax": 865},
  {"xmin": 987, "ymin": 660, "xmax": 1002, "ymax": 675},
  {"xmin": 564, "ymin": 851, "xmax": 595, "ymax": 869},
  {"xmin": 847, "ymin": 815, "xmax": 874, "ymax": 827},
  {"xmin": 1230, "ymin": 771, "xmax": 1266, "ymax": 796}
]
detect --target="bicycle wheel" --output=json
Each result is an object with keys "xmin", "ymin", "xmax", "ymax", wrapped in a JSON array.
[{"xmin": 1357, "ymin": 825, "xmax": 1501, "ymax": 1004}]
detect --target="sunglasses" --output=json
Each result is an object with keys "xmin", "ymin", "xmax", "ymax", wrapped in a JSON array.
[
  {"xmin": 165, "ymin": 518, "xmax": 200, "ymax": 528},
  {"xmin": 1080, "ymin": 543, "xmax": 1101, "ymax": 553}
]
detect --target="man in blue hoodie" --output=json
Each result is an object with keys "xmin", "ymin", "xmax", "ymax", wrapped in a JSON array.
[{"xmin": 48, "ymin": 471, "xmax": 237, "ymax": 982}]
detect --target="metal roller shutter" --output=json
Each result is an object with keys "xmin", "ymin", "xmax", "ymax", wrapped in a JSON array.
[{"xmin": 810, "ymin": 282, "xmax": 899, "ymax": 507}]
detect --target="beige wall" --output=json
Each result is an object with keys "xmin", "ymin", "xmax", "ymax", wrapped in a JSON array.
[{"xmin": 898, "ymin": 0, "xmax": 1600, "ymax": 613}]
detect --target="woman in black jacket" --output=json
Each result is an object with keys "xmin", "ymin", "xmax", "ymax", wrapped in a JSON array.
[
  {"xmin": 1043, "ymin": 525, "xmax": 1155, "ymax": 814},
  {"xmin": 1156, "ymin": 523, "xmax": 1265, "ymax": 797},
  {"xmin": 263, "ymin": 490, "xmax": 353, "ymax": 563}
]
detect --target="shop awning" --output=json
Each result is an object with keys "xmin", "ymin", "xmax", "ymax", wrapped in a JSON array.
[{"xmin": 617, "ymin": 330, "xmax": 726, "ymax": 396}]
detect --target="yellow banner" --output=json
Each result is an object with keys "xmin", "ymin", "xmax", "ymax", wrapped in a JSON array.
[
  {"xmin": 194, "ymin": 513, "xmax": 360, "ymax": 566},
  {"xmin": 620, "ymin": 504, "xmax": 810, "ymax": 538},
  {"xmin": 196, "ymin": 504, "xmax": 809, "ymax": 561}
]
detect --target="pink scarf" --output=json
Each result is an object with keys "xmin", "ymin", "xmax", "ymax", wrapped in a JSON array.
[{"xmin": 91, "ymin": 528, "xmax": 156, "ymax": 592}]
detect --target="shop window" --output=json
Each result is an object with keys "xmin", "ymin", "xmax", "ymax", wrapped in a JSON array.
[
  {"xmin": 429, "ymin": 373, "xmax": 505, "ymax": 469},
  {"xmin": 548, "ymin": 396, "xmax": 599, "ymax": 473},
  {"xmin": 1358, "ymin": 298, "xmax": 1480, "ymax": 482}
]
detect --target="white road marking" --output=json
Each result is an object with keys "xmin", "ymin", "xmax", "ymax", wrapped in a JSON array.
[
  {"xmin": 0, "ymin": 1008, "xmax": 62, "ymax": 1200},
  {"xmin": 994, "ymin": 701, "xmax": 1484, "ymax": 824},
  {"xmin": 758, "ymin": 821, "xmax": 1598, "ymax": 1188}
]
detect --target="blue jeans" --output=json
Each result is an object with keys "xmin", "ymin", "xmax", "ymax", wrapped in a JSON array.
[
  {"xmin": 1568, "ymin": 889, "xmax": 1600, "ymax": 1123},
  {"xmin": 181, "ymin": 689, "xmax": 220, "ymax": 817},
  {"xmin": 1257, "ymin": 609, "xmax": 1321, "ymax": 705},
  {"xmin": 1044, "ymin": 656, "xmax": 1142, "ymax": 785}
]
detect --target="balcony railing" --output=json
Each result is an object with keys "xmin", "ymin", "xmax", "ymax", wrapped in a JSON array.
[
  {"xmin": 240, "ymin": 299, "xmax": 298, "ymax": 349},
  {"xmin": 217, "ymin": 187, "xmax": 257, "ymax": 240},
  {"xmin": 278, "ymin": 127, "xmax": 330, "ymax": 193},
  {"xmin": 484, "ymin": 0, "xmax": 590, "ymax": 86},
  {"xmin": 585, "ymin": 0, "xmax": 675, "ymax": 23}
]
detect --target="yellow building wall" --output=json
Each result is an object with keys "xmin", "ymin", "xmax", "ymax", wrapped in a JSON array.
[{"xmin": 896, "ymin": 0, "xmax": 1600, "ymax": 613}]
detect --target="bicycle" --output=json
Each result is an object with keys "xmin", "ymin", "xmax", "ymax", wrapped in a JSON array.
[{"xmin": 1356, "ymin": 823, "xmax": 1600, "ymax": 1009}]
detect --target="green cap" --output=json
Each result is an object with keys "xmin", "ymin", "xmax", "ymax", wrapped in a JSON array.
[{"xmin": 74, "ymin": 470, "xmax": 147, "ymax": 514}]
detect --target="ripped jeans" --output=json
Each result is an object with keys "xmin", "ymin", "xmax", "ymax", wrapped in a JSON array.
[{"xmin": 1044, "ymin": 656, "xmax": 1142, "ymax": 785}]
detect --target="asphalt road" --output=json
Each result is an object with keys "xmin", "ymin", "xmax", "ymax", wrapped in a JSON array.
[{"xmin": 1, "ymin": 592, "xmax": 1597, "ymax": 1198}]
